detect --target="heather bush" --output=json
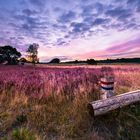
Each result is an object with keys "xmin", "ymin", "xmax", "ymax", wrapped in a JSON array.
[{"xmin": 0, "ymin": 65, "xmax": 140, "ymax": 140}]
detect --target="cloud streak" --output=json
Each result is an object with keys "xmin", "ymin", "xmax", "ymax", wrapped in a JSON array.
[{"xmin": 76, "ymin": 37, "xmax": 140, "ymax": 59}]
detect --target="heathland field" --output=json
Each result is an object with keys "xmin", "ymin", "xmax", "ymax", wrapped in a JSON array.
[{"xmin": 0, "ymin": 65, "xmax": 140, "ymax": 140}]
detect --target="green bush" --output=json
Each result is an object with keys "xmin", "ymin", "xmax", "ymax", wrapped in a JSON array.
[{"xmin": 12, "ymin": 128, "xmax": 36, "ymax": 140}]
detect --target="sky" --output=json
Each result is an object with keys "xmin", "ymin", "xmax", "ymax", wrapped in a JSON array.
[{"xmin": 0, "ymin": 0, "xmax": 140, "ymax": 62}]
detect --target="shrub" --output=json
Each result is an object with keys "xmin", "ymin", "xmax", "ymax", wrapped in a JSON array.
[{"xmin": 12, "ymin": 128, "xmax": 36, "ymax": 140}]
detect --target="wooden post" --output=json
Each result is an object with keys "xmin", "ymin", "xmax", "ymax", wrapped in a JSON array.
[
  {"xmin": 100, "ymin": 67, "xmax": 115, "ymax": 100},
  {"xmin": 100, "ymin": 76, "xmax": 115, "ymax": 99},
  {"xmin": 88, "ymin": 90, "xmax": 140, "ymax": 116}
]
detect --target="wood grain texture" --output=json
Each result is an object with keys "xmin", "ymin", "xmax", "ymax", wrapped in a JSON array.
[{"xmin": 89, "ymin": 90, "xmax": 140, "ymax": 116}]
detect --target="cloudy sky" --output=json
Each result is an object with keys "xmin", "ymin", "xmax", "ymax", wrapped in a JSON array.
[{"xmin": 0, "ymin": 0, "xmax": 140, "ymax": 62}]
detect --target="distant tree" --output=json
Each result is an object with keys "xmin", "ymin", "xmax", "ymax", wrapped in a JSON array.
[
  {"xmin": 86, "ymin": 59, "xmax": 97, "ymax": 65},
  {"xmin": 27, "ymin": 43, "xmax": 39, "ymax": 65},
  {"xmin": 49, "ymin": 58, "xmax": 60, "ymax": 64},
  {"xmin": 0, "ymin": 55, "xmax": 4, "ymax": 63},
  {"xmin": 20, "ymin": 57, "xmax": 27, "ymax": 62},
  {"xmin": 0, "ymin": 45, "xmax": 21, "ymax": 65},
  {"xmin": 19, "ymin": 57, "xmax": 28, "ymax": 65},
  {"xmin": 74, "ymin": 60, "xmax": 79, "ymax": 64}
]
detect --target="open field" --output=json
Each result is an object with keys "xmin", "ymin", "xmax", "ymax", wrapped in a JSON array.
[
  {"xmin": 37, "ymin": 63, "xmax": 140, "ymax": 69},
  {"xmin": 0, "ymin": 65, "xmax": 140, "ymax": 140}
]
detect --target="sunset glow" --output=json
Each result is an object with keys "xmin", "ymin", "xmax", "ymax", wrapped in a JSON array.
[{"xmin": 0, "ymin": 0, "xmax": 140, "ymax": 62}]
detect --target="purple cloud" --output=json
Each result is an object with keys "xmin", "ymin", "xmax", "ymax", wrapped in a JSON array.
[{"xmin": 106, "ymin": 38, "xmax": 140, "ymax": 53}]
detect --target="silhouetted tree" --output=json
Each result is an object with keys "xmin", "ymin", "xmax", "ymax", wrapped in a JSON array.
[
  {"xmin": 87, "ymin": 59, "xmax": 97, "ymax": 65},
  {"xmin": 0, "ymin": 55, "xmax": 4, "ymax": 64},
  {"xmin": 74, "ymin": 60, "xmax": 79, "ymax": 64},
  {"xmin": 49, "ymin": 58, "xmax": 60, "ymax": 64},
  {"xmin": 0, "ymin": 45, "xmax": 21, "ymax": 64},
  {"xmin": 19, "ymin": 57, "xmax": 28, "ymax": 65},
  {"xmin": 27, "ymin": 43, "xmax": 39, "ymax": 65}
]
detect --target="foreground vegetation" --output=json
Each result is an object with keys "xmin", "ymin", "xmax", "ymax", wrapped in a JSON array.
[{"xmin": 0, "ymin": 65, "xmax": 140, "ymax": 140}]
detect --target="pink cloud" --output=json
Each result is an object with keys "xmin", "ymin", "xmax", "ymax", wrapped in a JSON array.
[
  {"xmin": 106, "ymin": 38, "xmax": 140, "ymax": 53},
  {"xmin": 74, "ymin": 37, "xmax": 140, "ymax": 60}
]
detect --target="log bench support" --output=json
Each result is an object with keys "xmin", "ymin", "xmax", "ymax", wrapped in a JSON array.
[{"xmin": 88, "ymin": 90, "xmax": 140, "ymax": 116}]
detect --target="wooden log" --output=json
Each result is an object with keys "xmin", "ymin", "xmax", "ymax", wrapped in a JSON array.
[{"xmin": 88, "ymin": 90, "xmax": 140, "ymax": 116}]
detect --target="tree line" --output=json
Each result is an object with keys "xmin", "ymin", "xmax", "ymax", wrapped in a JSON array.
[
  {"xmin": 96, "ymin": 58, "xmax": 140, "ymax": 63},
  {"xmin": 0, "ymin": 44, "xmax": 140, "ymax": 65},
  {"xmin": 63, "ymin": 58, "xmax": 140, "ymax": 64}
]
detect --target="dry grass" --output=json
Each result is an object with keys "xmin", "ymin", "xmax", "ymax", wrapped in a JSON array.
[{"xmin": 0, "ymin": 65, "xmax": 140, "ymax": 140}]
